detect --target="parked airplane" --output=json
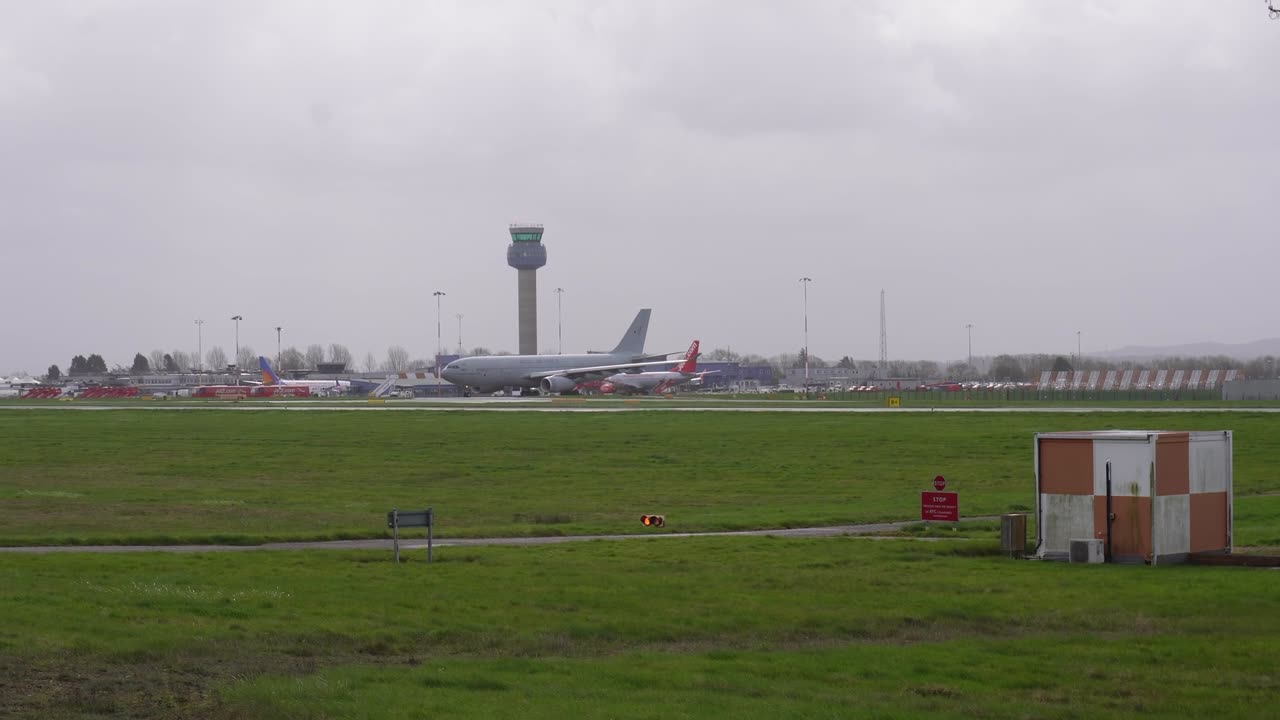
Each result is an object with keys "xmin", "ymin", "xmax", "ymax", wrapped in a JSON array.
[
  {"xmin": 600, "ymin": 340, "xmax": 717, "ymax": 395},
  {"xmin": 258, "ymin": 357, "xmax": 352, "ymax": 396},
  {"xmin": 440, "ymin": 309, "xmax": 677, "ymax": 395},
  {"xmin": 0, "ymin": 376, "xmax": 40, "ymax": 398}
]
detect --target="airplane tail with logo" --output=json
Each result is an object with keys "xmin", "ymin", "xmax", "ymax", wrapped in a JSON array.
[
  {"xmin": 258, "ymin": 356, "xmax": 282, "ymax": 385},
  {"xmin": 675, "ymin": 340, "xmax": 700, "ymax": 373},
  {"xmin": 608, "ymin": 309, "xmax": 651, "ymax": 355}
]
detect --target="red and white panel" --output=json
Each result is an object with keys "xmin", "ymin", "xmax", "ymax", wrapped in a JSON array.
[
  {"xmin": 1119, "ymin": 370, "xmax": 1134, "ymax": 390},
  {"xmin": 1204, "ymin": 369, "xmax": 1221, "ymax": 389},
  {"xmin": 1135, "ymin": 370, "xmax": 1150, "ymax": 389},
  {"xmin": 1169, "ymin": 370, "xmax": 1185, "ymax": 390},
  {"xmin": 1152, "ymin": 369, "xmax": 1168, "ymax": 389}
]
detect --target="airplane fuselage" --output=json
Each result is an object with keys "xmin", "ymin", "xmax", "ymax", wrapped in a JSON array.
[
  {"xmin": 442, "ymin": 352, "xmax": 648, "ymax": 393},
  {"xmin": 606, "ymin": 370, "xmax": 695, "ymax": 394},
  {"xmin": 276, "ymin": 379, "xmax": 351, "ymax": 396}
]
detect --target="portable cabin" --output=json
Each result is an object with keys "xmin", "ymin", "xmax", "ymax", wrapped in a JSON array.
[{"xmin": 1035, "ymin": 431, "xmax": 1232, "ymax": 564}]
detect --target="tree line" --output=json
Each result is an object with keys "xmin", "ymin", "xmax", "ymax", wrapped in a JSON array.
[{"xmin": 40, "ymin": 346, "xmax": 1279, "ymax": 382}]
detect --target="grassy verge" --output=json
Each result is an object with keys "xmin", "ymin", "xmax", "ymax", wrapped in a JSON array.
[
  {"xmin": 2, "ymin": 537, "xmax": 1277, "ymax": 717},
  {"xmin": 3, "ymin": 410, "xmax": 1279, "ymax": 545}
]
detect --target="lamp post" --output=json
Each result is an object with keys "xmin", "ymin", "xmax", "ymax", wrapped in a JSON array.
[
  {"xmin": 1077, "ymin": 330, "xmax": 1082, "ymax": 361},
  {"xmin": 965, "ymin": 324, "xmax": 974, "ymax": 369},
  {"xmin": 555, "ymin": 287, "xmax": 565, "ymax": 354},
  {"xmin": 195, "ymin": 319, "xmax": 204, "ymax": 374},
  {"xmin": 231, "ymin": 315, "xmax": 243, "ymax": 384},
  {"xmin": 456, "ymin": 314, "xmax": 463, "ymax": 355},
  {"xmin": 275, "ymin": 326, "xmax": 283, "ymax": 372},
  {"xmin": 799, "ymin": 277, "xmax": 812, "ymax": 388},
  {"xmin": 433, "ymin": 291, "xmax": 446, "ymax": 393}
]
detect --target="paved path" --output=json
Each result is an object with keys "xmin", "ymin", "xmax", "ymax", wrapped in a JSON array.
[{"xmin": 0, "ymin": 518, "xmax": 996, "ymax": 554}]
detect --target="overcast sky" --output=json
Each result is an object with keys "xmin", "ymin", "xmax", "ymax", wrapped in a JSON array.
[{"xmin": 2, "ymin": 1, "xmax": 1277, "ymax": 374}]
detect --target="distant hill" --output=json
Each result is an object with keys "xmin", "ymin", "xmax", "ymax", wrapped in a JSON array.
[{"xmin": 1096, "ymin": 338, "xmax": 1280, "ymax": 362}]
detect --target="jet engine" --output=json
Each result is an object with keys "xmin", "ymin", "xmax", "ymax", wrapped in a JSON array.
[{"xmin": 539, "ymin": 376, "xmax": 577, "ymax": 394}]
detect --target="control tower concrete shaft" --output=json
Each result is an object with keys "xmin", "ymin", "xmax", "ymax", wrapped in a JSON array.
[{"xmin": 506, "ymin": 224, "xmax": 547, "ymax": 355}]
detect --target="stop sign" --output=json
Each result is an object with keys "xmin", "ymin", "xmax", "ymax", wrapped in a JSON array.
[{"xmin": 933, "ymin": 475, "xmax": 946, "ymax": 491}]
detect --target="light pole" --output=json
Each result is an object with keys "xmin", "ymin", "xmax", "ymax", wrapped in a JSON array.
[
  {"xmin": 433, "ymin": 291, "xmax": 446, "ymax": 392},
  {"xmin": 456, "ymin": 314, "xmax": 463, "ymax": 355},
  {"xmin": 555, "ymin": 287, "xmax": 565, "ymax": 354},
  {"xmin": 231, "ymin": 315, "xmax": 243, "ymax": 384},
  {"xmin": 195, "ymin": 319, "xmax": 204, "ymax": 374},
  {"xmin": 1077, "ymin": 330, "xmax": 1082, "ymax": 361},
  {"xmin": 965, "ymin": 324, "xmax": 974, "ymax": 369},
  {"xmin": 275, "ymin": 326, "xmax": 283, "ymax": 371},
  {"xmin": 799, "ymin": 277, "xmax": 812, "ymax": 388}
]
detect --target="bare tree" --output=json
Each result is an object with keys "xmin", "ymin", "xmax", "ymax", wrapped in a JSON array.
[
  {"xmin": 236, "ymin": 346, "xmax": 257, "ymax": 372},
  {"xmin": 706, "ymin": 347, "xmax": 741, "ymax": 362},
  {"xmin": 327, "ymin": 343, "xmax": 352, "ymax": 367},
  {"xmin": 170, "ymin": 350, "xmax": 191, "ymax": 372},
  {"xmin": 385, "ymin": 346, "xmax": 410, "ymax": 372},
  {"xmin": 206, "ymin": 346, "xmax": 228, "ymax": 371},
  {"xmin": 305, "ymin": 344, "xmax": 325, "ymax": 368},
  {"xmin": 149, "ymin": 350, "xmax": 166, "ymax": 373},
  {"xmin": 279, "ymin": 347, "xmax": 306, "ymax": 370},
  {"xmin": 363, "ymin": 351, "xmax": 377, "ymax": 373}
]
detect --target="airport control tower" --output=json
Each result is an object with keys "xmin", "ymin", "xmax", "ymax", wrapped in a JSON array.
[{"xmin": 507, "ymin": 224, "xmax": 547, "ymax": 355}]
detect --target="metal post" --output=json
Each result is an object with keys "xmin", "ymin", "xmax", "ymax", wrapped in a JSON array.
[
  {"xmin": 392, "ymin": 508, "xmax": 400, "ymax": 563},
  {"xmin": 195, "ymin": 319, "xmax": 203, "ymax": 374},
  {"xmin": 1105, "ymin": 460, "xmax": 1114, "ymax": 563},
  {"xmin": 799, "ymin": 277, "xmax": 811, "ymax": 388},
  {"xmin": 275, "ymin": 326, "xmax": 282, "ymax": 371},
  {"xmin": 427, "ymin": 507, "xmax": 433, "ymax": 564},
  {"xmin": 966, "ymin": 323, "xmax": 973, "ymax": 369},
  {"xmin": 433, "ymin": 291, "xmax": 445, "ymax": 395},
  {"xmin": 555, "ymin": 287, "xmax": 564, "ymax": 354},
  {"xmin": 456, "ymin": 314, "xmax": 463, "ymax": 355},
  {"xmin": 231, "ymin": 315, "xmax": 243, "ymax": 384}
]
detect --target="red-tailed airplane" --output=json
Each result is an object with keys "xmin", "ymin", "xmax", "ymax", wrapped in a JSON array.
[{"xmin": 599, "ymin": 340, "xmax": 717, "ymax": 395}]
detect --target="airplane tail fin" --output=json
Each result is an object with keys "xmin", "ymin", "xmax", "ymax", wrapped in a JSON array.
[
  {"xmin": 675, "ymin": 340, "xmax": 699, "ymax": 373},
  {"xmin": 608, "ymin": 309, "xmax": 651, "ymax": 355},
  {"xmin": 258, "ymin": 356, "xmax": 282, "ymax": 385}
]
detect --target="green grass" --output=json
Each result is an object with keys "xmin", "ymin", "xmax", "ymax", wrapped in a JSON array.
[
  {"xmin": 3, "ymin": 537, "xmax": 1278, "ymax": 718},
  {"xmin": 3, "ymin": 409, "xmax": 1280, "ymax": 545}
]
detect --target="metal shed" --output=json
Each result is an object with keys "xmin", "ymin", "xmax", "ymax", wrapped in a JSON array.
[{"xmin": 1034, "ymin": 431, "xmax": 1233, "ymax": 564}]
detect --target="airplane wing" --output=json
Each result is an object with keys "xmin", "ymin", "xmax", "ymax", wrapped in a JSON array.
[{"xmin": 527, "ymin": 358, "xmax": 677, "ymax": 381}]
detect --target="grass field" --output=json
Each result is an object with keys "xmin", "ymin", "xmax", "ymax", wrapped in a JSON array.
[
  {"xmin": 3, "ymin": 409, "xmax": 1280, "ymax": 545},
  {"xmin": 4, "ymin": 407, "xmax": 1280, "ymax": 718},
  {"xmin": 3, "ymin": 537, "xmax": 1278, "ymax": 718}
]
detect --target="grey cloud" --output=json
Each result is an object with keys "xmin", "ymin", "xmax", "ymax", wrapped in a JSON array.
[{"xmin": 2, "ymin": 1, "xmax": 1278, "ymax": 375}]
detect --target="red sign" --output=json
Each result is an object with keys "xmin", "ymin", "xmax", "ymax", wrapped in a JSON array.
[
  {"xmin": 933, "ymin": 475, "xmax": 947, "ymax": 491},
  {"xmin": 921, "ymin": 492, "xmax": 959, "ymax": 522}
]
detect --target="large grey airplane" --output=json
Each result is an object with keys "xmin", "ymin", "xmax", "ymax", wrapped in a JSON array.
[{"xmin": 441, "ymin": 309, "xmax": 676, "ymax": 395}]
